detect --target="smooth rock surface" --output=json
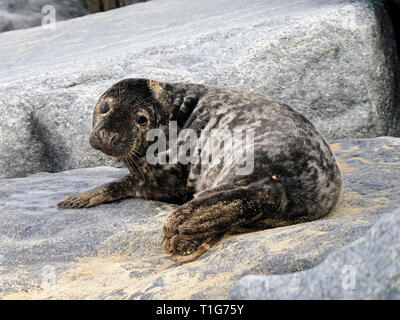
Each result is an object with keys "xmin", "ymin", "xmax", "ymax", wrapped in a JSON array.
[
  {"xmin": 1, "ymin": 137, "xmax": 399, "ymax": 299},
  {"xmin": 0, "ymin": 0, "xmax": 88, "ymax": 33},
  {"xmin": 230, "ymin": 209, "xmax": 400, "ymax": 300},
  {"xmin": 1, "ymin": 0, "xmax": 399, "ymax": 178}
]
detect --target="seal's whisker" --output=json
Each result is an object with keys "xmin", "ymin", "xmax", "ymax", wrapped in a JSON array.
[
  {"xmin": 122, "ymin": 148, "xmax": 147, "ymax": 182},
  {"xmin": 127, "ymin": 148, "xmax": 150, "ymax": 183}
]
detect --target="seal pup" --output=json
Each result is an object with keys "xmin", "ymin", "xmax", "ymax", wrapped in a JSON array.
[{"xmin": 58, "ymin": 78, "xmax": 343, "ymax": 263}]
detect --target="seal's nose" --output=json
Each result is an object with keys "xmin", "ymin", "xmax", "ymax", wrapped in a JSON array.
[{"xmin": 99, "ymin": 129, "xmax": 119, "ymax": 145}]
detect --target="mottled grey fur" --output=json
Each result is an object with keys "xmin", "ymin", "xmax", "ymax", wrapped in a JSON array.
[{"xmin": 58, "ymin": 78, "xmax": 343, "ymax": 263}]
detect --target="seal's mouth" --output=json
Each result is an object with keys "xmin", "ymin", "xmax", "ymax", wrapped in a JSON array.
[
  {"xmin": 89, "ymin": 130, "xmax": 125, "ymax": 158},
  {"xmin": 97, "ymin": 145, "xmax": 123, "ymax": 157}
]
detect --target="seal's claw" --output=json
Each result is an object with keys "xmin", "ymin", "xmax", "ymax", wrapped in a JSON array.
[
  {"xmin": 170, "ymin": 242, "xmax": 213, "ymax": 264},
  {"xmin": 57, "ymin": 195, "xmax": 89, "ymax": 209},
  {"xmin": 162, "ymin": 236, "xmax": 172, "ymax": 254},
  {"xmin": 162, "ymin": 204, "xmax": 225, "ymax": 264}
]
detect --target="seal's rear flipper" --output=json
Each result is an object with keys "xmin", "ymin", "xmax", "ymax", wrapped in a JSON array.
[{"xmin": 162, "ymin": 181, "xmax": 288, "ymax": 263}]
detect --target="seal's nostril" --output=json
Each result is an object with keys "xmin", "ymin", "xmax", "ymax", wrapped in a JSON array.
[
  {"xmin": 99, "ymin": 129, "xmax": 118, "ymax": 144},
  {"xmin": 109, "ymin": 133, "xmax": 118, "ymax": 143},
  {"xmin": 98, "ymin": 130, "xmax": 106, "ymax": 140}
]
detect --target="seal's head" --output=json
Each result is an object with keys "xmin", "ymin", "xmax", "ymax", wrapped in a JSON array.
[{"xmin": 89, "ymin": 78, "xmax": 171, "ymax": 158}]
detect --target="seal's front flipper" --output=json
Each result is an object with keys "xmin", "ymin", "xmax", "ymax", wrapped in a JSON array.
[
  {"xmin": 57, "ymin": 174, "xmax": 137, "ymax": 209},
  {"xmin": 162, "ymin": 182, "xmax": 285, "ymax": 263},
  {"xmin": 57, "ymin": 185, "xmax": 111, "ymax": 208}
]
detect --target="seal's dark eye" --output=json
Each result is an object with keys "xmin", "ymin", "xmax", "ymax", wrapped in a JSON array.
[
  {"xmin": 100, "ymin": 102, "xmax": 110, "ymax": 114},
  {"xmin": 136, "ymin": 116, "xmax": 148, "ymax": 126}
]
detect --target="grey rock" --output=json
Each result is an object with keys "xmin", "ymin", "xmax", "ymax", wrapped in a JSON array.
[
  {"xmin": 230, "ymin": 209, "xmax": 400, "ymax": 300},
  {"xmin": 1, "ymin": 0, "xmax": 400, "ymax": 178},
  {"xmin": 1, "ymin": 137, "xmax": 399, "ymax": 299},
  {"xmin": 0, "ymin": 95, "xmax": 50, "ymax": 178},
  {"xmin": 0, "ymin": 0, "xmax": 88, "ymax": 33}
]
